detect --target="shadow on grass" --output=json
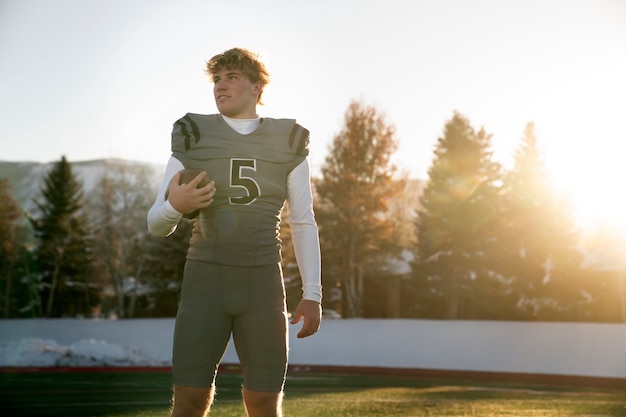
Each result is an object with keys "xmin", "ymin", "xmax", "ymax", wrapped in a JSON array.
[{"xmin": 1, "ymin": 370, "xmax": 624, "ymax": 417}]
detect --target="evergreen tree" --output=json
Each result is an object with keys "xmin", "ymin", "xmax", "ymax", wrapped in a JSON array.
[
  {"xmin": 580, "ymin": 219, "xmax": 626, "ymax": 322},
  {"xmin": 314, "ymin": 101, "xmax": 405, "ymax": 317},
  {"xmin": 31, "ymin": 156, "xmax": 96, "ymax": 317},
  {"xmin": 140, "ymin": 220, "xmax": 193, "ymax": 317},
  {"xmin": 501, "ymin": 123, "xmax": 584, "ymax": 320},
  {"xmin": 413, "ymin": 112, "xmax": 504, "ymax": 319}
]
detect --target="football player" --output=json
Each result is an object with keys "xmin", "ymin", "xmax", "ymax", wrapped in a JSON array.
[{"xmin": 147, "ymin": 47, "xmax": 322, "ymax": 417}]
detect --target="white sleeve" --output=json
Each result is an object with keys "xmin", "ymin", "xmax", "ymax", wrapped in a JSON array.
[
  {"xmin": 146, "ymin": 157, "xmax": 185, "ymax": 237},
  {"xmin": 287, "ymin": 159, "xmax": 322, "ymax": 303}
]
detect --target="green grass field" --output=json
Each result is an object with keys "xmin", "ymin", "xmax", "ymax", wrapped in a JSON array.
[{"xmin": 1, "ymin": 370, "xmax": 625, "ymax": 417}]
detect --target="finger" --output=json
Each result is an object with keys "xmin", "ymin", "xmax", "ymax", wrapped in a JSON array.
[
  {"xmin": 290, "ymin": 312, "xmax": 302, "ymax": 325},
  {"xmin": 196, "ymin": 188, "xmax": 215, "ymax": 201},
  {"xmin": 298, "ymin": 316, "xmax": 320, "ymax": 338},
  {"xmin": 195, "ymin": 191, "xmax": 215, "ymax": 207},
  {"xmin": 189, "ymin": 171, "xmax": 208, "ymax": 187},
  {"xmin": 297, "ymin": 323, "xmax": 315, "ymax": 338},
  {"xmin": 198, "ymin": 182, "xmax": 216, "ymax": 196},
  {"xmin": 297, "ymin": 325, "xmax": 308, "ymax": 338}
]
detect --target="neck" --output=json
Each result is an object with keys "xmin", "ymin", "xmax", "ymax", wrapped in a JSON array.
[{"xmin": 222, "ymin": 115, "xmax": 261, "ymax": 135}]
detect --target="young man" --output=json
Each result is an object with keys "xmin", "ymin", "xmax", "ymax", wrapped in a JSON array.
[{"xmin": 147, "ymin": 47, "xmax": 322, "ymax": 417}]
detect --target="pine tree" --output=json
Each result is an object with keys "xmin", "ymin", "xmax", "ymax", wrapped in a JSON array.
[
  {"xmin": 501, "ymin": 123, "xmax": 584, "ymax": 320},
  {"xmin": 139, "ymin": 220, "xmax": 193, "ymax": 317},
  {"xmin": 314, "ymin": 101, "xmax": 405, "ymax": 317},
  {"xmin": 31, "ymin": 156, "xmax": 96, "ymax": 317},
  {"xmin": 581, "ymin": 220, "xmax": 626, "ymax": 322},
  {"xmin": 413, "ymin": 112, "xmax": 504, "ymax": 319}
]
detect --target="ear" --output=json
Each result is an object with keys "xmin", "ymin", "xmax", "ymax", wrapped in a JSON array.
[{"xmin": 252, "ymin": 81, "xmax": 263, "ymax": 95}]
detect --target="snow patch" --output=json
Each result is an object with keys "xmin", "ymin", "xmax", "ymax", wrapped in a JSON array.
[{"xmin": 0, "ymin": 337, "xmax": 168, "ymax": 367}]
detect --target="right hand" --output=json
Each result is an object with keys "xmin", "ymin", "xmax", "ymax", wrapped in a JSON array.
[{"xmin": 167, "ymin": 171, "xmax": 216, "ymax": 216}]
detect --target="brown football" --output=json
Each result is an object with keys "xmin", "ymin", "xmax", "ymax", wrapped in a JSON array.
[
  {"xmin": 165, "ymin": 168, "xmax": 212, "ymax": 219},
  {"xmin": 178, "ymin": 168, "xmax": 211, "ymax": 188}
]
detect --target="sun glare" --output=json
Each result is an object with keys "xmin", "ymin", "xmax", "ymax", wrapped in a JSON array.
[{"xmin": 546, "ymin": 145, "xmax": 626, "ymax": 243}]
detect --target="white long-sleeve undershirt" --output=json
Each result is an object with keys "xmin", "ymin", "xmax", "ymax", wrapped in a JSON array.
[{"xmin": 146, "ymin": 116, "xmax": 322, "ymax": 303}]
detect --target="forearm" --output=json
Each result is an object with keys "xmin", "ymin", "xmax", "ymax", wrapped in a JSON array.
[
  {"xmin": 288, "ymin": 160, "xmax": 322, "ymax": 303},
  {"xmin": 292, "ymin": 223, "xmax": 322, "ymax": 303},
  {"xmin": 146, "ymin": 157, "xmax": 185, "ymax": 236},
  {"xmin": 147, "ymin": 200, "xmax": 183, "ymax": 236}
]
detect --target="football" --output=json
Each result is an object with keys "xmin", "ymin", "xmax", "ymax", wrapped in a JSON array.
[
  {"xmin": 165, "ymin": 168, "xmax": 212, "ymax": 218},
  {"xmin": 178, "ymin": 168, "xmax": 212, "ymax": 188}
]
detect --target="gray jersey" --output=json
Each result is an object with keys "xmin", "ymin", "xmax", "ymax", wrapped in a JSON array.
[{"xmin": 171, "ymin": 113, "xmax": 309, "ymax": 266}]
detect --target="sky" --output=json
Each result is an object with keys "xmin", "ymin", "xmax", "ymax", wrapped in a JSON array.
[{"xmin": 1, "ymin": 0, "xmax": 625, "ymax": 233}]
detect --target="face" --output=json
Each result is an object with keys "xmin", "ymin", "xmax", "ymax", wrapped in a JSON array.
[{"xmin": 213, "ymin": 69, "xmax": 261, "ymax": 119}]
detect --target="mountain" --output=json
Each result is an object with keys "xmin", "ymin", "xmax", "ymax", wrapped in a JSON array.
[{"xmin": 0, "ymin": 158, "xmax": 165, "ymax": 212}]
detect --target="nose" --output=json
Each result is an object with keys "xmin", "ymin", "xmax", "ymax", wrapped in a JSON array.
[{"xmin": 215, "ymin": 80, "xmax": 226, "ymax": 90}]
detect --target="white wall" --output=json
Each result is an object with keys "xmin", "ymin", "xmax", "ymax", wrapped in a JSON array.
[
  {"xmin": 1, "ymin": 318, "xmax": 625, "ymax": 379},
  {"xmin": 292, "ymin": 319, "xmax": 626, "ymax": 379}
]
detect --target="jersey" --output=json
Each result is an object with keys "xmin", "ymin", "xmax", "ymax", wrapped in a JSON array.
[{"xmin": 171, "ymin": 113, "xmax": 310, "ymax": 266}]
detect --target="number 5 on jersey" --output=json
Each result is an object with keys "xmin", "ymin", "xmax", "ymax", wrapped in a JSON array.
[{"xmin": 230, "ymin": 158, "xmax": 260, "ymax": 205}]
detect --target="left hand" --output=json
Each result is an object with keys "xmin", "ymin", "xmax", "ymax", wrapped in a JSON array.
[{"xmin": 290, "ymin": 299, "xmax": 321, "ymax": 338}]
